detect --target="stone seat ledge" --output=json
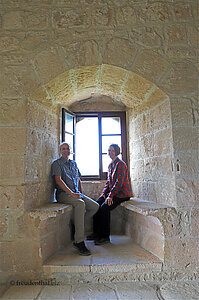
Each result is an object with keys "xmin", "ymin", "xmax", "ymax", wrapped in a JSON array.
[
  {"xmin": 121, "ymin": 198, "xmax": 173, "ymax": 217},
  {"xmin": 28, "ymin": 203, "xmax": 72, "ymax": 220}
]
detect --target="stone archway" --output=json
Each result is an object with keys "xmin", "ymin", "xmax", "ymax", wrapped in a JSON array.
[
  {"xmin": 26, "ymin": 64, "xmax": 175, "ymax": 264},
  {"xmin": 28, "ymin": 64, "xmax": 175, "ymax": 209},
  {"xmin": 31, "ymin": 64, "xmax": 168, "ymax": 113},
  {"xmin": 0, "ymin": 64, "xmax": 176, "ymax": 284}
]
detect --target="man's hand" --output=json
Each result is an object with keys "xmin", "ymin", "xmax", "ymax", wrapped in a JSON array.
[
  {"xmin": 55, "ymin": 176, "xmax": 81, "ymax": 199},
  {"xmin": 105, "ymin": 197, "xmax": 113, "ymax": 206}
]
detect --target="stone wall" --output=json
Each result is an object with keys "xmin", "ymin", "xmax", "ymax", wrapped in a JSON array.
[
  {"xmin": 125, "ymin": 212, "xmax": 164, "ymax": 261},
  {"xmin": 129, "ymin": 99, "xmax": 176, "ymax": 206},
  {"xmin": 25, "ymin": 100, "xmax": 59, "ymax": 209},
  {"xmin": 0, "ymin": 98, "xmax": 27, "ymax": 284},
  {"xmin": 171, "ymin": 97, "xmax": 199, "ymax": 208},
  {"xmin": 0, "ymin": 0, "xmax": 198, "ymax": 285}
]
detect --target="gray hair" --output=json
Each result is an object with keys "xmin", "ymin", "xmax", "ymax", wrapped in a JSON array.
[{"xmin": 59, "ymin": 142, "xmax": 70, "ymax": 150}]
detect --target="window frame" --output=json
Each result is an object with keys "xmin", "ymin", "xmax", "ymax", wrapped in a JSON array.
[
  {"xmin": 62, "ymin": 108, "xmax": 76, "ymax": 160},
  {"xmin": 62, "ymin": 110, "xmax": 127, "ymax": 180}
]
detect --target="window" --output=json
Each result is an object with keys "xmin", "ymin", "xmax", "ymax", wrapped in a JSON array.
[
  {"xmin": 62, "ymin": 109, "xmax": 127, "ymax": 180},
  {"xmin": 62, "ymin": 110, "xmax": 76, "ymax": 156}
]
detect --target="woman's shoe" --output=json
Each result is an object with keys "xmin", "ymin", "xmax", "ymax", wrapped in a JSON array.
[{"xmin": 86, "ymin": 233, "xmax": 98, "ymax": 241}]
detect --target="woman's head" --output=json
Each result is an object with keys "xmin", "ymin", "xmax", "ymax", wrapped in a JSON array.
[{"xmin": 108, "ymin": 144, "xmax": 120, "ymax": 160}]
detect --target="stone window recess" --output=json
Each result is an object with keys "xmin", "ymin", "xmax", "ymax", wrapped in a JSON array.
[{"xmin": 62, "ymin": 108, "xmax": 127, "ymax": 180}]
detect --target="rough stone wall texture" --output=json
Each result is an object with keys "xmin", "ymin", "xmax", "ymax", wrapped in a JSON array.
[
  {"xmin": 0, "ymin": 0, "xmax": 198, "ymax": 284},
  {"xmin": 129, "ymin": 99, "xmax": 176, "ymax": 206},
  {"xmin": 125, "ymin": 211, "xmax": 164, "ymax": 261},
  {"xmin": 25, "ymin": 100, "xmax": 59, "ymax": 209}
]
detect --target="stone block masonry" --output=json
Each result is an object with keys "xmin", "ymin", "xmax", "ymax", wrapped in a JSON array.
[{"xmin": 0, "ymin": 0, "xmax": 198, "ymax": 286}]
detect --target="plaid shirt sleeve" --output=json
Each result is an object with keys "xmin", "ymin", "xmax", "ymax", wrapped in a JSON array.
[
  {"xmin": 108, "ymin": 161, "xmax": 127, "ymax": 198},
  {"xmin": 102, "ymin": 181, "xmax": 109, "ymax": 195}
]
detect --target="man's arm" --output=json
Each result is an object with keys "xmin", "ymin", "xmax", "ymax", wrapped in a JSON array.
[
  {"xmin": 55, "ymin": 176, "xmax": 80, "ymax": 199},
  {"xmin": 78, "ymin": 178, "xmax": 83, "ymax": 193}
]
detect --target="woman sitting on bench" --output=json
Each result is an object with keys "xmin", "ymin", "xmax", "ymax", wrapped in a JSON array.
[{"xmin": 87, "ymin": 144, "xmax": 131, "ymax": 245}]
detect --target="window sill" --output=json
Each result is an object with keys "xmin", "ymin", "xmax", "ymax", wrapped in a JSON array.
[{"xmin": 81, "ymin": 180, "xmax": 107, "ymax": 184}]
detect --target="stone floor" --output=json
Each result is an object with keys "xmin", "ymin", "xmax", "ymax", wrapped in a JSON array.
[
  {"xmin": 1, "ymin": 236, "xmax": 199, "ymax": 299},
  {"xmin": 1, "ymin": 280, "xmax": 199, "ymax": 299},
  {"xmin": 43, "ymin": 235, "xmax": 161, "ymax": 274}
]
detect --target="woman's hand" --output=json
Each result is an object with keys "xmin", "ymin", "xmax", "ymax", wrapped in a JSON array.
[{"xmin": 105, "ymin": 197, "xmax": 113, "ymax": 206}]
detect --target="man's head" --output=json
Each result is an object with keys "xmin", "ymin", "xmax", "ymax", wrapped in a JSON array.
[{"xmin": 60, "ymin": 142, "xmax": 71, "ymax": 160}]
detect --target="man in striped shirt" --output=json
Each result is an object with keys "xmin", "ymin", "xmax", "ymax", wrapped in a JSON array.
[{"xmin": 87, "ymin": 144, "xmax": 131, "ymax": 245}]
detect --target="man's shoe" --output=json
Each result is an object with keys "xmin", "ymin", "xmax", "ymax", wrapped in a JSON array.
[
  {"xmin": 73, "ymin": 241, "xmax": 91, "ymax": 256},
  {"xmin": 94, "ymin": 237, "xmax": 110, "ymax": 245},
  {"xmin": 86, "ymin": 233, "xmax": 98, "ymax": 241}
]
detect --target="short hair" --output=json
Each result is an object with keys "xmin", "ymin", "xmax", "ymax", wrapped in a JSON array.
[
  {"xmin": 109, "ymin": 144, "xmax": 120, "ymax": 156},
  {"xmin": 59, "ymin": 142, "xmax": 70, "ymax": 150}
]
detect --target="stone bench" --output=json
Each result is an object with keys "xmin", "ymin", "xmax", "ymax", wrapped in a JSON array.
[
  {"xmin": 26, "ymin": 199, "xmax": 174, "ymax": 267},
  {"xmin": 27, "ymin": 203, "xmax": 73, "ymax": 265},
  {"xmin": 121, "ymin": 198, "xmax": 175, "ymax": 261}
]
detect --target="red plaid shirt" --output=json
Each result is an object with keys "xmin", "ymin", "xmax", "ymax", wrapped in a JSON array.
[{"xmin": 102, "ymin": 157, "xmax": 131, "ymax": 198}]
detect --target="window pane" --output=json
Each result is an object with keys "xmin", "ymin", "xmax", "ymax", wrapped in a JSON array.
[
  {"xmin": 102, "ymin": 135, "xmax": 121, "ymax": 154},
  {"xmin": 65, "ymin": 112, "xmax": 74, "ymax": 134},
  {"xmin": 65, "ymin": 133, "xmax": 74, "ymax": 156},
  {"xmin": 102, "ymin": 153, "xmax": 122, "ymax": 172},
  {"xmin": 102, "ymin": 154, "xmax": 110, "ymax": 173},
  {"xmin": 102, "ymin": 117, "xmax": 121, "ymax": 134},
  {"xmin": 76, "ymin": 117, "xmax": 99, "ymax": 176}
]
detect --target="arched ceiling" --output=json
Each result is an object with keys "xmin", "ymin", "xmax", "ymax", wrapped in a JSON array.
[{"xmin": 30, "ymin": 64, "xmax": 169, "ymax": 114}]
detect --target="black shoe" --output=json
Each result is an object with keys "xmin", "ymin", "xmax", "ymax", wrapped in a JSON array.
[
  {"xmin": 86, "ymin": 233, "xmax": 98, "ymax": 241},
  {"xmin": 73, "ymin": 241, "xmax": 91, "ymax": 256},
  {"xmin": 94, "ymin": 237, "xmax": 110, "ymax": 245}
]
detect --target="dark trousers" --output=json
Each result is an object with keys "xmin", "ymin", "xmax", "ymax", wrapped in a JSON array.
[{"xmin": 93, "ymin": 196, "xmax": 130, "ymax": 239}]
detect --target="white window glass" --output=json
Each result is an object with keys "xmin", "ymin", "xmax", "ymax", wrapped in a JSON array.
[
  {"xmin": 102, "ymin": 154, "xmax": 110, "ymax": 173},
  {"xmin": 76, "ymin": 117, "xmax": 99, "ymax": 176},
  {"xmin": 102, "ymin": 117, "xmax": 121, "ymax": 134},
  {"xmin": 102, "ymin": 135, "xmax": 121, "ymax": 154},
  {"xmin": 65, "ymin": 133, "xmax": 74, "ymax": 158},
  {"xmin": 65, "ymin": 112, "xmax": 74, "ymax": 134}
]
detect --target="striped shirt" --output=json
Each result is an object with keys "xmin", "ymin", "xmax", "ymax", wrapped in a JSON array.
[{"xmin": 102, "ymin": 157, "xmax": 131, "ymax": 198}]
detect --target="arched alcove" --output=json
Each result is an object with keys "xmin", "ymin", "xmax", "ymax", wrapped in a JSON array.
[
  {"xmin": 27, "ymin": 64, "xmax": 175, "ymax": 211},
  {"xmin": 31, "ymin": 64, "xmax": 168, "ymax": 111}
]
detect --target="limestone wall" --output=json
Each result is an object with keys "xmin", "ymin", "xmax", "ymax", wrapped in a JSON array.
[
  {"xmin": 25, "ymin": 100, "xmax": 59, "ymax": 209},
  {"xmin": 0, "ymin": 0, "xmax": 198, "ymax": 285},
  {"xmin": 171, "ymin": 97, "xmax": 199, "ymax": 208},
  {"xmin": 0, "ymin": 99, "xmax": 59, "ymax": 283},
  {"xmin": 0, "ymin": 98, "xmax": 27, "ymax": 284},
  {"xmin": 129, "ymin": 99, "xmax": 176, "ymax": 206}
]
